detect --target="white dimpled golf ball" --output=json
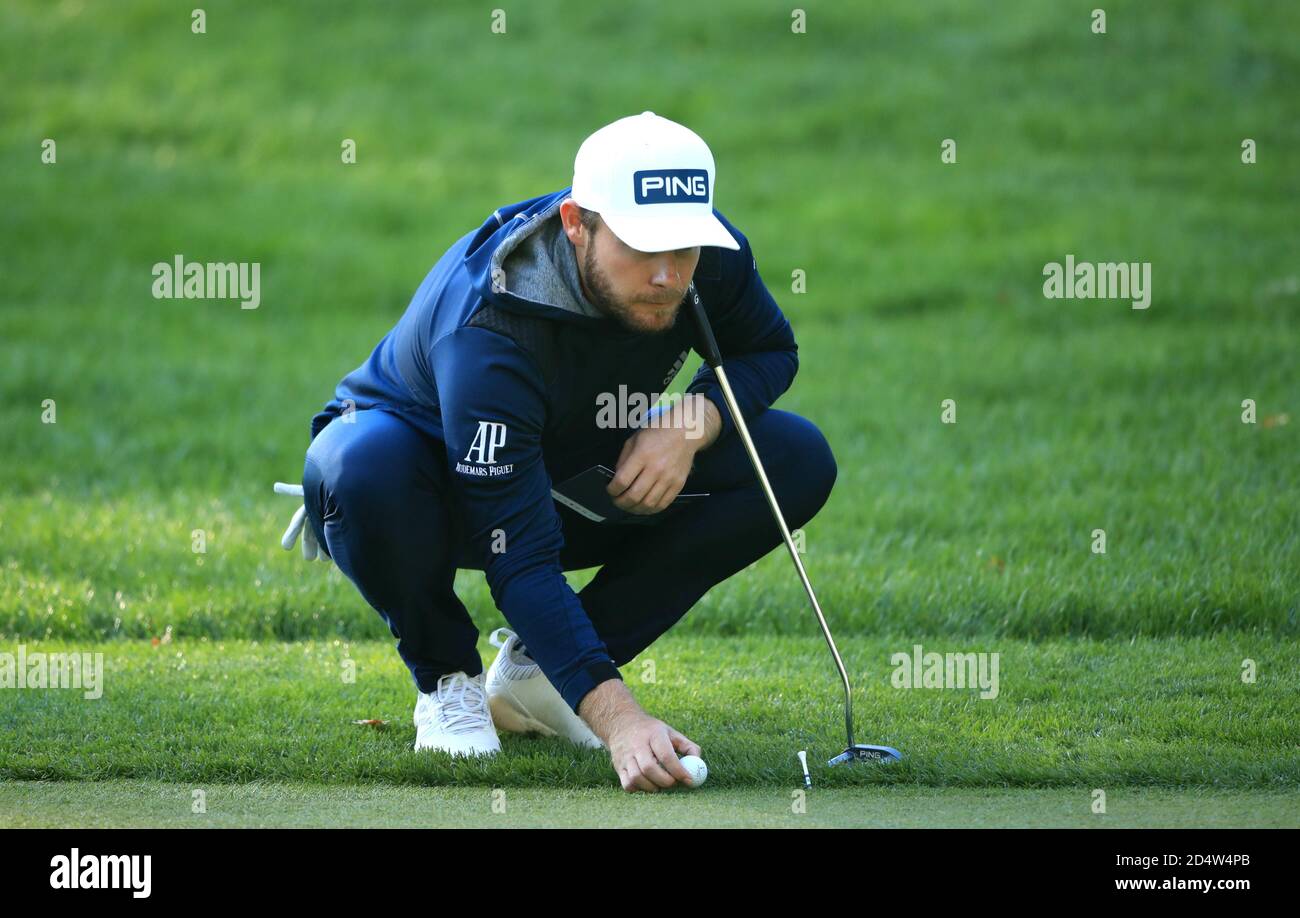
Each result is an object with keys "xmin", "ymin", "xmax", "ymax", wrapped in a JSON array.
[{"xmin": 679, "ymin": 755, "xmax": 708, "ymax": 787}]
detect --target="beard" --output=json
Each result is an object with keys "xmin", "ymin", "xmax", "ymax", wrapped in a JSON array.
[{"xmin": 582, "ymin": 243, "xmax": 683, "ymax": 336}]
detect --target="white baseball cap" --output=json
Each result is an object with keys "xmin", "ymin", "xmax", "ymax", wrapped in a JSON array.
[{"xmin": 571, "ymin": 111, "xmax": 740, "ymax": 253}]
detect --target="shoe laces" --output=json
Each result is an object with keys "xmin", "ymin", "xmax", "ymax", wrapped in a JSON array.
[
  {"xmin": 430, "ymin": 673, "xmax": 492, "ymax": 736},
  {"xmin": 489, "ymin": 627, "xmax": 538, "ymax": 672}
]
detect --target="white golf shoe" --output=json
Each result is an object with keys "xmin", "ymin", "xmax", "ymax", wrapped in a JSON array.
[
  {"xmin": 485, "ymin": 628, "xmax": 604, "ymax": 750},
  {"xmin": 413, "ymin": 671, "xmax": 501, "ymax": 757}
]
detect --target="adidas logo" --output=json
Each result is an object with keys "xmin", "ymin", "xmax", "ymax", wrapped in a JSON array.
[{"xmin": 663, "ymin": 349, "xmax": 689, "ymax": 387}]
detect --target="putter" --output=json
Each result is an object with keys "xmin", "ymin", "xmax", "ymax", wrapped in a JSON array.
[{"xmin": 684, "ymin": 283, "xmax": 901, "ymax": 767}]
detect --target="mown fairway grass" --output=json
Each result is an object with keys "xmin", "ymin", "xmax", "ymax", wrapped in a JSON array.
[
  {"xmin": 1, "ymin": 1, "xmax": 1297, "ymax": 825},
  {"xmin": 5, "ymin": 781, "xmax": 1297, "ymax": 829}
]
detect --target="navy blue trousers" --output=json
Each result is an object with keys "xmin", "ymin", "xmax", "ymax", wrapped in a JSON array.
[{"xmin": 302, "ymin": 407, "xmax": 837, "ymax": 695}]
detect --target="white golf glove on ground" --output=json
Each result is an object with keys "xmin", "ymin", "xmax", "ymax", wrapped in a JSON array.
[{"xmin": 274, "ymin": 482, "xmax": 329, "ymax": 562}]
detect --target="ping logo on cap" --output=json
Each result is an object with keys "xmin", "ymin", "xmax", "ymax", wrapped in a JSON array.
[{"xmin": 634, "ymin": 169, "xmax": 709, "ymax": 204}]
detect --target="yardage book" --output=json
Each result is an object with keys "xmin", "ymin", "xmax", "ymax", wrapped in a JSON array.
[{"xmin": 551, "ymin": 465, "xmax": 709, "ymax": 525}]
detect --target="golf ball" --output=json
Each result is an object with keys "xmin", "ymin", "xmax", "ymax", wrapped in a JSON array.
[{"xmin": 679, "ymin": 754, "xmax": 708, "ymax": 787}]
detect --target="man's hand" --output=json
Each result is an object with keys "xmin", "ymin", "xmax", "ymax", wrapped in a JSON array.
[
  {"xmin": 606, "ymin": 394, "xmax": 721, "ymax": 515},
  {"xmin": 579, "ymin": 680, "xmax": 703, "ymax": 793}
]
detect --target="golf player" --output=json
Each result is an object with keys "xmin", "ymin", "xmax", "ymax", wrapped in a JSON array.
[{"xmin": 292, "ymin": 112, "xmax": 837, "ymax": 793}]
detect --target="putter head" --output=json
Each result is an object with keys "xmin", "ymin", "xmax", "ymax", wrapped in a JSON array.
[{"xmin": 828, "ymin": 744, "xmax": 902, "ymax": 766}]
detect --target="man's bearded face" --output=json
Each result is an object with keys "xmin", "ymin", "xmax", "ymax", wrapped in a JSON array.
[{"xmin": 581, "ymin": 220, "xmax": 701, "ymax": 335}]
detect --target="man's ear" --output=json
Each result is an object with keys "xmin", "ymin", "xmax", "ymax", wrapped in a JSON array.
[{"xmin": 559, "ymin": 199, "xmax": 585, "ymax": 246}]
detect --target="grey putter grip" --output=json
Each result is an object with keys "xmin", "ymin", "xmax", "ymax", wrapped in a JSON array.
[{"xmin": 686, "ymin": 285, "xmax": 722, "ymax": 368}]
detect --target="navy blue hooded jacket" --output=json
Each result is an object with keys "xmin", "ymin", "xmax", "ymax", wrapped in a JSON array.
[{"xmin": 311, "ymin": 186, "xmax": 798, "ymax": 712}]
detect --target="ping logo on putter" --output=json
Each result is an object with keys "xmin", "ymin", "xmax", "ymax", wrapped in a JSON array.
[
  {"xmin": 633, "ymin": 169, "xmax": 709, "ymax": 204},
  {"xmin": 828, "ymin": 744, "xmax": 903, "ymax": 767}
]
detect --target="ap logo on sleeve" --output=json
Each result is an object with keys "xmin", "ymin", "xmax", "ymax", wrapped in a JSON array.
[{"xmin": 457, "ymin": 420, "xmax": 513, "ymax": 477}]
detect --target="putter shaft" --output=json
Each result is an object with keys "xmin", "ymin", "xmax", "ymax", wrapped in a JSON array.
[{"xmin": 705, "ymin": 364, "xmax": 856, "ymax": 750}]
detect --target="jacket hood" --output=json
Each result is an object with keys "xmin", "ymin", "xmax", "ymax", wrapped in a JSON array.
[{"xmin": 464, "ymin": 186, "xmax": 610, "ymax": 328}]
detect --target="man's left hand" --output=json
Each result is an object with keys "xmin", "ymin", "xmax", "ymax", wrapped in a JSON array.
[{"xmin": 607, "ymin": 394, "xmax": 720, "ymax": 515}]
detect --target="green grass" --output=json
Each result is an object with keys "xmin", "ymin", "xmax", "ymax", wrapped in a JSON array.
[
  {"xmin": 2, "ymin": 635, "xmax": 1297, "ymax": 790},
  {"xmin": 5, "ymin": 781, "xmax": 1296, "ymax": 829},
  {"xmin": 1, "ymin": 0, "xmax": 1298, "ymax": 825},
  {"xmin": 2, "ymin": 1, "xmax": 1296, "ymax": 643}
]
